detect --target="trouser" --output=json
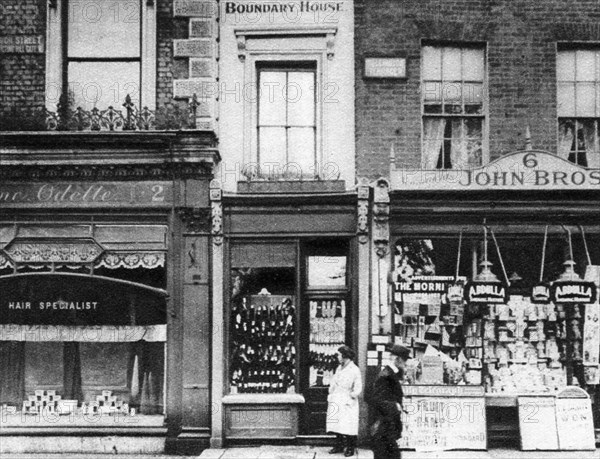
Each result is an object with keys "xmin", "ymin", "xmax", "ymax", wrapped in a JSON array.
[{"xmin": 371, "ymin": 435, "xmax": 401, "ymax": 459}]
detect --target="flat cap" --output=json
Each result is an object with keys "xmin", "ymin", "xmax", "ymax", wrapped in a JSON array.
[{"xmin": 387, "ymin": 343, "xmax": 411, "ymax": 360}]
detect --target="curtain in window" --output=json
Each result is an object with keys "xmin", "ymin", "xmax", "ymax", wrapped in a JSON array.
[
  {"xmin": 558, "ymin": 122, "xmax": 575, "ymax": 160},
  {"xmin": 423, "ymin": 118, "xmax": 446, "ymax": 168},
  {"xmin": 450, "ymin": 119, "xmax": 468, "ymax": 169},
  {"xmin": 63, "ymin": 342, "xmax": 83, "ymax": 401},
  {"xmin": 0, "ymin": 342, "xmax": 25, "ymax": 405},
  {"xmin": 583, "ymin": 122, "xmax": 600, "ymax": 168}
]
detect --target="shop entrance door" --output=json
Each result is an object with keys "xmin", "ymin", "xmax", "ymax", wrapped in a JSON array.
[{"xmin": 299, "ymin": 248, "xmax": 350, "ymax": 436}]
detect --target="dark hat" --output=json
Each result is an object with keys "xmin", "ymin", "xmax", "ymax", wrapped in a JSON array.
[{"xmin": 387, "ymin": 343, "xmax": 411, "ymax": 360}]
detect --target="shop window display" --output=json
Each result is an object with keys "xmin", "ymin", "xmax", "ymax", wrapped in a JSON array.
[
  {"xmin": 0, "ymin": 266, "xmax": 166, "ymax": 418},
  {"xmin": 393, "ymin": 228, "xmax": 600, "ymax": 399},
  {"xmin": 229, "ymin": 268, "xmax": 297, "ymax": 394}
]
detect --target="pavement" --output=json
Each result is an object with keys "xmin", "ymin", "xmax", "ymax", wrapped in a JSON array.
[{"xmin": 1, "ymin": 446, "xmax": 600, "ymax": 459}]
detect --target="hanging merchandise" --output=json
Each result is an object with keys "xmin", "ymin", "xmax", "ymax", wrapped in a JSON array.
[
  {"xmin": 230, "ymin": 293, "xmax": 296, "ymax": 394},
  {"xmin": 308, "ymin": 299, "xmax": 346, "ymax": 387},
  {"xmin": 531, "ymin": 226, "xmax": 551, "ymax": 304}
]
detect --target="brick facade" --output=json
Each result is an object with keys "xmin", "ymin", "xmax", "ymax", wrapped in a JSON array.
[
  {"xmin": 0, "ymin": 0, "xmax": 46, "ymax": 116},
  {"xmin": 0, "ymin": 0, "xmax": 204, "ymax": 119},
  {"xmin": 355, "ymin": 0, "xmax": 600, "ymax": 179}
]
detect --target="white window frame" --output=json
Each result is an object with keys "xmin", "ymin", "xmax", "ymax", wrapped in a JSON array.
[
  {"xmin": 236, "ymin": 28, "xmax": 337, "ymax": 179},
  {"xmin": 420, "ymin": 44, "xmax": 488, "ymax": 170},
  {"xmin": 45, "ymin": 0, "xmax": 156, "ymax": 111},
  {"xmin": 556, "ymin": 46, "xmax": 600, "ymax": 168}
]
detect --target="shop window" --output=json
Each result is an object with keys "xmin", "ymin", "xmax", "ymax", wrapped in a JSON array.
[
  {"xmin": 421, "ymin": 45, "xmax": 486, "ymax": 169},
  {"xmin": 557, "ymin": 48, "xmax": 600, "ymax": 168},
  {"xmin": 257, "ymin": 63, "xmax": 317, "ymax": 178},
  {"xmin": 229, "ymin": 267, "xmax": 297, "ymax": 394},
  {"xmin": 46, "ymin": 0, "xmax": 156, "ymax": 110},
  {"xmin": 393, "ymin": 227, "xmax": 600, "ymax": 394},
  {"xmin": 0, "ymin": 268, "xmax": 166, "ymax": 417}
]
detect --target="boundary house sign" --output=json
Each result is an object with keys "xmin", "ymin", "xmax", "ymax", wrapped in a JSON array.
[{"xmin": 390, "ymin": 150, "xmax": 600, "ymax": 191}]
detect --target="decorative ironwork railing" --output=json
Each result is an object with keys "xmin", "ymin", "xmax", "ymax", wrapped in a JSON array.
[{"xmin": 0, "ymin": 94, "xmax": 202, "ymax": 132}]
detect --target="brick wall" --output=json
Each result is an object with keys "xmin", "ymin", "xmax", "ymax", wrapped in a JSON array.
[
  {"xmin": 0, "ymin": 0, "xmax": 46, "ymax": 116},
  {"xmin": 0, "ymin": 0, "xmax": 199, "ymax": 120},
  {"xmin": 355, "ymin": 0, "xmax": 600, "ymax": 179}
]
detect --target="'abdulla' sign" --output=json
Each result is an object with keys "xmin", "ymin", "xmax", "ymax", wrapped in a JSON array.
[
  {"xmin": 465, "ymin": 281, "xmax": 508, "ymax": 304},
  {"xmin": 551, "ymin": 282, "xmax": 597, "ymax": 304}
]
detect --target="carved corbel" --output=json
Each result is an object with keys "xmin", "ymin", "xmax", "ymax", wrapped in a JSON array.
[
  {"xmin": 178, "ymin": 208, "xmax": 210, "ymax": 234},
  {"xmin": 356, "ymin": 177, "xmax": 370, "ymax": 245},
  {"xmin": 236, "ymin": 34, "xmax": 247, "ymax": 62},
  {"xmin": 326, "ymin": 32, "xmax": 336, "ymax": 60},
  {"xmin": 210, "ymin": 180, "xmax": 223, "ymax": 245},
  {"xmin": 372, "ymin": 178, "xmax": 390, "ymax": 258}
]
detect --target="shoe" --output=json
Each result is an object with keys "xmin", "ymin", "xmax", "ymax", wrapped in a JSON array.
[
  {"xmin": 328, "ymin": 446, "xmax": 344, "ymax": 454},
  {"xmin": 343, "ymin": 447, "xmax": 355, "ymax": 457}
]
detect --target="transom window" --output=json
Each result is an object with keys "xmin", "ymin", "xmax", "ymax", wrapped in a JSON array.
[
  {"xmin": 557, "ymin": 48, "xmax": 600, "ymax": 168},
  {"xmin": 421, "ymin": 45, "xmax": 486, "ymax": 169},
  {"xmin": 257, "ymin": 64, "xmax": 316, "ymax": 178}
]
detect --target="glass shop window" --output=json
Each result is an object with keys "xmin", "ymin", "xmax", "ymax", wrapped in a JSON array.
[
  {"xmin": 393, "ymin": 228, "xmax": 600, "ymax": 394},
  {"xmin": 229, "ymin": 267, "xmax": 297, "ymax": 394},
  {"xmin": 0, "ymin": 267, "xmax": 166, "ymax": 417}
]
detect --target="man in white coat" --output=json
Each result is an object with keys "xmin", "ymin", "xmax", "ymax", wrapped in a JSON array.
[{"xmin": 326, "ymin": 345, "xmax": 363, "ymax": 457}]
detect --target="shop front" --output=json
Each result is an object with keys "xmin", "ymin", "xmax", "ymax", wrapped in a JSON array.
[
  {"xmin": 0, "ymin": 131, "xmax": 219, "ymax": 455},
  {"xmin": 210, "ymin": 189, "xmax": 369, "ymax": 446},
  {"xmin": 373, "ymin": 150, "xmax": 600, "ymax": 450}
]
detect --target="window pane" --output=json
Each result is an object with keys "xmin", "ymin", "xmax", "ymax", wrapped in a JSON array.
[
  {"xmin": 557, "ymin": 82, "xmax": 575, "ymax": 117},
  {"xmin": 259, "ymin": 126, "xmax": 287, "ymax": 170},
  {"xmin": 259, "ymin": 71, "xmax": 287, "ymax": 126},
  {"xmin": 287, "ymin": 72, "xmax": 315, "ymax": 126},
  {"xmin": 288, "ymin": 127, "xmax": 315, "ymax": 178},
  {"xmin": 422, "ymin": 47, "xmax": 442, "ymax": 80},
  {"xmin": 464, "ymin": 83, "xmax": 483, "ymax": 114},
  {"xmin": 576, "ymin": 50, "xmax": 596, "ymax": 81},
  {"xmin": 442, "ymin": 48, "xmax": 461, "ymax": 80},
  {"xmin": 463, "ymin": 49, "xmax": 484, "ymax": 81},
  {"xmin": 423, "ymin": 82, "xmax": 442, "ymax": 102},
  {"xmin": 68, "ymin": 0, "xmax": 140, "ymax": 58},
  {"xmin": 576, "ymin": 83, "xmax": 596, "ymax": 116},
  {"xmin": 557, "ymin": 51, "xmax": 575, "ymax": 81},
  {"xmin": 68, "ymin": 61, "xmax": 140, "ymax": 110}
]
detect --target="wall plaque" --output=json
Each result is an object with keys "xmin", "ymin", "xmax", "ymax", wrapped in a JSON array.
[
  {"xmin": 0, "ymin": 35, "xmax": 44, "ymax": 54},
  {"xmin": 364, "ymin": 57, "xmax": 406, "ymax": 79}
]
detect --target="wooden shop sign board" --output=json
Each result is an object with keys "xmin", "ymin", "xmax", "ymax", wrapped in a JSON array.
[
  {"xmin": 399, "ymin": 386, "xmax": 486, "ymax": 451},
  {"xmin": 518, "ymin": 386, "xmax": 595, "ymax": 451},
  {"xmin": 390, "ymin": 150, "xmax": 600, "ymax": 191}
]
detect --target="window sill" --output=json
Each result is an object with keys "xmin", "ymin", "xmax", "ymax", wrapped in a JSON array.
[
  {"xmin": 236, "ymin": 180, "xmax": 346, "ymax": 194},
  {"xmin": 222, "ymin": 393, "xmax": 305, "ymax": 405}
]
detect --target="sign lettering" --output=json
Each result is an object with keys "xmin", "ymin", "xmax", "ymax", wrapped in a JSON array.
[
  {"xmin": 551, "ymin": 282, "xmax": 597, "ymax": 304},
  {"xmin": 0, "ymin": 35, "xmax": 44, "ymax": 54},
  {"xmin": 391, "ymin": 151, "xmax": 600, "ymax": 191},
  {"xmin": 465, "ymin": 282, "xmax": 508, "ymax": 304},
  {"xmin": 0, "ymin": 182, "xmax": 173, "ymax": 207}
]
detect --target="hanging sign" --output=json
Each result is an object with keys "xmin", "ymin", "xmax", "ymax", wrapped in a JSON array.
[
  {"xmin": 531, "ymin": 283, "xmax": 551, "ymax": 304},
  {"xmin": 465, "ymin": 281, "xmax": 508, "ymax": 304},
  {"xmin": 550, "ymin": 281, "xmax": 597, "ymax": 304}
]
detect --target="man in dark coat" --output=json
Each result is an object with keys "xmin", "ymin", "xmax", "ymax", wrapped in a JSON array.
[{"xmin": 367, "ymin": 343, "xmax": 410, "ymax": 459}]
